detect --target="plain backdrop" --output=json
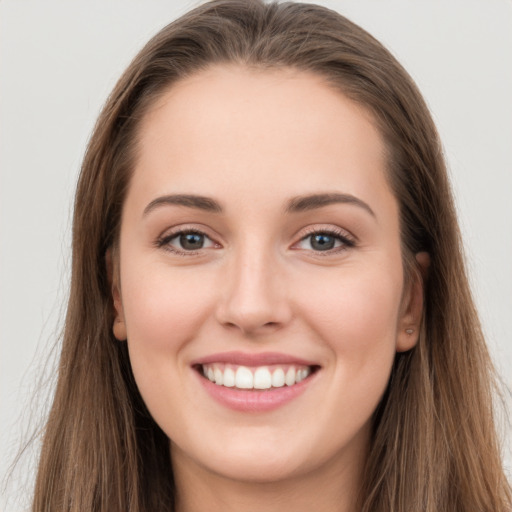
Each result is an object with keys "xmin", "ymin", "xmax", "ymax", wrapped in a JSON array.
[{"xmin": 1, "ymin": 1, "xmax": 511, "ymax": 510}]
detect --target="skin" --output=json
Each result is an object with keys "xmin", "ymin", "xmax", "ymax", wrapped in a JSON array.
[{"xmin": 111, "ymin": 65, "xmax": 425, "ymax": 512}]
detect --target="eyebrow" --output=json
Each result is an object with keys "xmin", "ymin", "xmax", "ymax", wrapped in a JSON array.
[
  {"xmin": 142, "ymin": 192, "xmax": 375, "ymax": 218},
  {"xmin": 143, "ymin": 194, "xmax": 223, "ymax": 216},
  {"xmin": 285, "ymin": 192, "xmax": 375, "ymax": 217}
]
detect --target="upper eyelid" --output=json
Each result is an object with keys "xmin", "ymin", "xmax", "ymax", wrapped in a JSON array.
[
  {"xmin": 158, "ymin": 224, "xmax": 218, "ymax": 240},
  {"xmin": 295, "ymin": 224, "xmax": 356, "ymax": 242},
  {"xmin": 155, "ymin": 226, "xmax": 218, "ymax": 251}
]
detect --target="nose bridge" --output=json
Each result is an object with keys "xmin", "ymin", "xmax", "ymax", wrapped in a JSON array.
[{"xmin": 217, "ymin": 235, "xmax": 290, "ymax": 334}]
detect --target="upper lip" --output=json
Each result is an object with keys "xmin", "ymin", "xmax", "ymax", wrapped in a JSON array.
[{"xmin": 191, "ymin": 351, "xmax": 319, "ymax": 367}]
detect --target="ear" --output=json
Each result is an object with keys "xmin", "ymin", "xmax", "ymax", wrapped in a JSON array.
[
  {"xmin": 396, "ymin": 251, "xmax": 430, "ymax": 352},
  {"xmin": 106, "ymin": 248, "xmax": 127, "ymax": 341}
]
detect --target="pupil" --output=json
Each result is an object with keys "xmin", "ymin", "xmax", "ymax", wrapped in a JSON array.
[
  {"xmin": 180, "ymin": 233, "xmax": 204, "ymax": 250},
  {"xmin": 311, "ymin": 234, "xmax": 335, "ymax": 251}
]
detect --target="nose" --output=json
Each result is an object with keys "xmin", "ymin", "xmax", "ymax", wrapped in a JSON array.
[{"xmin": 215, "ymin": 244, "xmax": 292, "ymax": 336}]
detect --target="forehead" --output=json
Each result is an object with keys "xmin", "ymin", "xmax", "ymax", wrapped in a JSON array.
[{"xmin": 129, "ymin": 65, "xmax": 395, "ymax": 218}]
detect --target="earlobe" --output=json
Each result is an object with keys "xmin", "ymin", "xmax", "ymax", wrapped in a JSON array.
[
  {"xmin": 396, "ymin": 251, "xmax": 430, "ymax": 352},
  {"xmin": 113, "ymin": 314, "xmax": 127, "ymax": 341},
  {"xmin": 112, "ymin": 286, "xmax": 127, "ymax": 341},
  {"xmin": 106, "ymin": 248, "xmax": 127, "ymax": 341}
]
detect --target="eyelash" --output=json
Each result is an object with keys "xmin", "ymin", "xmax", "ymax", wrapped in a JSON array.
[
  {"xmin": 156, "ymin": 228, "xmax": 216, "ymax": 255},
  {"xmin": 156, "ymin": 227, "xmax": 356, "ymax": 256},
  {"xmin": 295, "ymin": 227, "xmax": 356, "ymax": 255}
]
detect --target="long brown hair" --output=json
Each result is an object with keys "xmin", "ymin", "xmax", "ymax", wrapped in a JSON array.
[{"xmin": 33, "ymin": 1, "xmax": 511, "ymax": 510}]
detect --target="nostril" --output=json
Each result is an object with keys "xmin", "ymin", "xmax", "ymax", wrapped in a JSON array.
[{"xmin": 218, "ymin": 314, "xmax": 286, "ymax": 336}]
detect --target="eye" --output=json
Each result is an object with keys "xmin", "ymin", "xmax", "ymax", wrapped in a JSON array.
[
  {"xmin": 157, "ymin": 229, "xmax": 217, "ymax": 254},
  {"xmin": 295, "ymin": 229, "xmax": 355, "ymax": 253}
]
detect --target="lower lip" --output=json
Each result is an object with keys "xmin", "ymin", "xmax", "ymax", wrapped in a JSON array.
[{"xmin": 195, "ymin": 370, "xmax": 317, "ymax": 412}]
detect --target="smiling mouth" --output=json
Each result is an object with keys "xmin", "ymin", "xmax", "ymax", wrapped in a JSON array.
[{"xmin": 195, "ymin": 363, "xmax": 319, "ymax": 390}]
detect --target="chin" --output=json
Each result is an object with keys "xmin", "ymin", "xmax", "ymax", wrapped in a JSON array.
[{"xmin": 202, "ymin": 449, "xmax": 308, "ymax": 484}]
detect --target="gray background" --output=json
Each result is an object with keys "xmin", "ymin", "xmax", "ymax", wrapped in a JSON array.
[{"xmin": 1, "ymin": 1, "xmax": 511, "ymax": 510}]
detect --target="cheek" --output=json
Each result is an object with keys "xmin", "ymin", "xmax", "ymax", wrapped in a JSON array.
[
  {"xmin": 293, "ymin": 263, "xmax": 403, "ymax": 412},
  {"xmin": 119, "ymin": 263, "xmax": 220, "ymax": 432},
  {"xmin": 119, "ymin": 262, "xmax": 216, "ymax": 374},
  {"xmin": 298, "ymin": 267, "xmax": 403, "ymax": 348}
]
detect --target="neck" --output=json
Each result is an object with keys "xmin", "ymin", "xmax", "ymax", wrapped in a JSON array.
[{"xmin": 171, "ymin": 438, "xmax": 367, "ymax": 512}]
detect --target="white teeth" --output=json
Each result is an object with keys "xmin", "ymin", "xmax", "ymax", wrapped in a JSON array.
[
  {"xmin": 253, "ymin": 367, "xmax": 272, "ymax": 389},
  {"xmin": 223, "ymin": 367, "xmax": 235, "ymax": 387},
  {"xmin": 201, "ymin": 363, "xmax": 314, "ymax": 390},
  {"xmin": 214, "ymin": 367, "xmax": 223, "ymax": 385},
  {"xmin": 296, "ymin": 368, "xmax": 310, "ymax": 383},
  {"xmin": 302, "ymin": 368, "xmax": 311, "ymax": 381},
  {"xmin": 235, "ymin": 366, "xmax": 253, "ymax": 389},
  {"xmin": 285, "ymin": 367, "xmax": 296, "ymax": 386},
  {"xmin": 271, "ymin": 368, "xmax": 285, "ymax": 388}
]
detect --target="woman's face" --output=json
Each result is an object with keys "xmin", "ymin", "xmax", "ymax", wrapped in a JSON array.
[{"xmin": 112, "ymin": 66, "xmax": 423, "ymax": 484}]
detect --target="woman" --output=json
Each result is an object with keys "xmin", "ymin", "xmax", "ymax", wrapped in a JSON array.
[{"xmin": 31, "ymin": 1, "xmax": 511, "ymax": 511}]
